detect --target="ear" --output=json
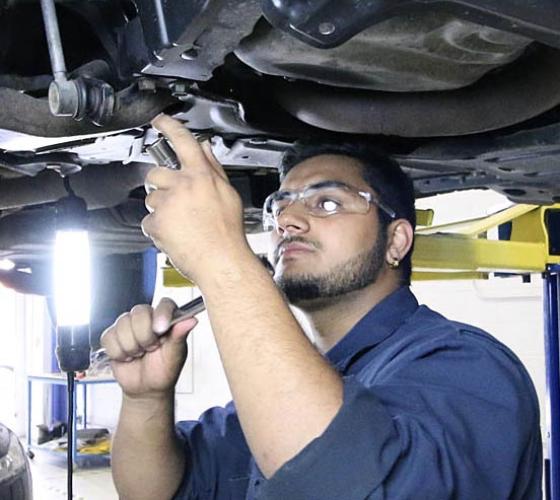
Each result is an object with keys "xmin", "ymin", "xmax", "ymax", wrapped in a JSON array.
[{"xmin": 385, "ymin": 219, "xmax": 414, "ymax": 267}]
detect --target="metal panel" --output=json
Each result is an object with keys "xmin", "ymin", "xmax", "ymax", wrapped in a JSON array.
[
  {"xmin": 134, "ymin": 0, "xmax": 262, "ymax": 80},
  {"xmin": 262, "ymin": 0, "xmax": 560, "ymax": 49}
]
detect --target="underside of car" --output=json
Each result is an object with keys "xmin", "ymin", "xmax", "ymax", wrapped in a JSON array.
[{"xmin": 0, "ymin": 0, "xmax": 559, "ymax": 296}]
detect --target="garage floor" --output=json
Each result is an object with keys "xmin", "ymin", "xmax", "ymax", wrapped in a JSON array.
[{"xmin": 30, "ymin": 452, "xmax": 117, "ymax": 499}]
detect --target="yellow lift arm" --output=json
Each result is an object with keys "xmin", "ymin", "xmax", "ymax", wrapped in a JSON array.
[{"xmin": 412, "ymin": 203, "xmax": 560, "ymax": 281}]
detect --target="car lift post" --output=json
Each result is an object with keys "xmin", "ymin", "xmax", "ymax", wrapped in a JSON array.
[{"xmin": 545, "ymin": 264, "xmax": 560, "ymax": 500}]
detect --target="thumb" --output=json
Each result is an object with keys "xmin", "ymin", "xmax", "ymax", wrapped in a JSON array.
[{"xmin": 168, "ymin": 316, "xmax": 198, "ymax": 344}]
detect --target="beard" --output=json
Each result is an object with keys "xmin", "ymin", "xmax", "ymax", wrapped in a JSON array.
[{"xmin": 274, "ymin": 230, "xmax": 387, "ymax": 306}]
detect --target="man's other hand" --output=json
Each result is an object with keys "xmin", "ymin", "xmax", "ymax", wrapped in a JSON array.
[{"xmin": 100, "ymin": 297, "xmax": 197, "ymax": 400}]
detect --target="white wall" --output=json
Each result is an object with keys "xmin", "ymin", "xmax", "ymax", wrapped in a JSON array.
[{"xmin": 0, "ymin": 287, "xmax": 51, "ymax": 437}]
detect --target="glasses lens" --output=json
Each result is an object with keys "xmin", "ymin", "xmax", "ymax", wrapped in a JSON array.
[
  {"xmin": 263, "ymin": 190, "xmax": 294, "ymax": 229},
  {"xmin": 261, "ymin": 183, "xmax": 374, "ymax": 230},
  {"xmin": 268, "ymin": 191, "xmax": 297, "ymax": 217},
  {"xmin": 303, "ymin": 185, "xmax": 369, "ymax": 217}
]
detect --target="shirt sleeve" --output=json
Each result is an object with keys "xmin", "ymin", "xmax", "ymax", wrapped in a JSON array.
[
  {"xmin": 259, "ymin": 332, "xmax": 542, "ymax": 500},
  {"xmin": 172, "ymin": 402, "xmax": 253, "ymax": 499}
]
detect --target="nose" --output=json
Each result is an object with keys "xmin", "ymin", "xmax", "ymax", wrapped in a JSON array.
[{"xmin": 274, "ymin": 201, "xmax": 310, "ymax": 236}]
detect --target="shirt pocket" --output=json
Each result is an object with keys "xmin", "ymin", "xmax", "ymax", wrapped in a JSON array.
[{"xmin": 228, "ymin": 476, "xmax": 250, "ymax": 500}]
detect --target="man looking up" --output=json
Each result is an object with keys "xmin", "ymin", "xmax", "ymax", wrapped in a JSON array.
[{"xmin": 101, "ymin": 114, "xmax": 542, "ymax": 499}]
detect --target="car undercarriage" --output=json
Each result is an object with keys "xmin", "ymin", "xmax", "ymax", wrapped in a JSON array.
[{"xmin": 0, "ymin": 0, "xmax": 559, "ymax": 295}]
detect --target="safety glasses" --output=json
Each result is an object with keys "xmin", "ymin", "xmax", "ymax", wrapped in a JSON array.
[{"xmin": 262, "ymin": 180, "xmax": 396, "ymax": 229}]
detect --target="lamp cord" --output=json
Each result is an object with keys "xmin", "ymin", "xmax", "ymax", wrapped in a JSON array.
[
  {"xmin": 67, "ymin": 371, "xmax": 75, "ymax": 499},
  {"xmin": 62, "ymin": 175, "xmax": 76, "ymax": 197}
]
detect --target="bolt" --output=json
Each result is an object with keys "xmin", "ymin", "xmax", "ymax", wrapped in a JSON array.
[
  {"xmin": 48, "ymin": 80, "xmax": 80, "ymax": 117},
  {"xmin": 170, "ymin": 81, "xmax": 190, "ymax": 96},
  {"xmin": 181, "ymin": 48, "xmax": 199, "ymax": 61},
  {"xmin": 318, "ymin": 22, "xmax": 336, "ymax": 36},
  {"xmin": 138, "ymin": 78, "xmax": 157, "ymax": 92}
]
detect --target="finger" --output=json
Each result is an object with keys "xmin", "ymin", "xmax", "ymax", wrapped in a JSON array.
[
  {"xmin": 102, "ymin": 316, "xmax": 133, "ymax": 362},
  {"xmin": 141, "ymin": 213, "xmax": 152, "ymax": 238},
  {"xmin": 145, "ymin": 166, "xmax": 178, "ymax": 192},
  {"xmin": 115, "ymin": 313, "xmax": 143, "ymax": 358},
  {"xmin": 141, "ymin": 213, "xmax": 159, "ymax": 241},
  {"xmin": 142, "ymin": 216, "xmax": 165, "ymax": 253},
  {"xmin": 129, "ymin": 304, "xmax": 159, "ymax": 349},
  {"xmin": 151, "ymin": 114, "xmax": 213, "ymax": 175},
  {"xmin": 152, "ymin": 297, "xmax": 179, "ymax": 334},
  {"xmin": 100, "ymin": 325, "xmax": 126, "ymax": 361},
  {"xmin": 201, "ymin": 141, "xmax": 228, "ymax": 181},
  {"xmin": 144, "ymin": 189, "xmax": 166, "ymax": 213},
  {"xmin": 168, "ymin": 317, "xmax": 198, "ymax": 344}
]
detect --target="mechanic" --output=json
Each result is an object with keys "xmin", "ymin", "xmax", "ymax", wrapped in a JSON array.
[{"xmin": 101, "ymin": 114, "xmax": 542, "ymax": 499}]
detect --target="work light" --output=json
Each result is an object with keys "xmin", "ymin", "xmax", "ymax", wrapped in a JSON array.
[
  {"xmin": 53, "ymin": 183, "xmax": 91, "ymax": 373},
  {"xmin": 54, "ymin": 230, "xmax": 90, "ymax": 327},
  {"xmin": 0, "ymin": 259, "xmax": 15, "ymax": 271}
]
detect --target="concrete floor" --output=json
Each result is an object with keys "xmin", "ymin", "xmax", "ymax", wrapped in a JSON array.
[{"xmin": 29, "ymin": 450, "xmax": 117, "ymax": 500}]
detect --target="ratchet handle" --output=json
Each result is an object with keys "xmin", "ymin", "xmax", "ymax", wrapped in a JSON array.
[
  {"xmin": 169, "ymin": 295, "xmax": 205, "ymax": 327},
  {"xmin": 90, "ymin": 295, "xmax": 205, "ymax": 362}
]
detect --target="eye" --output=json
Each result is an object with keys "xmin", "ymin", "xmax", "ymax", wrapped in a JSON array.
[{"xmin": 317, "ymin": 197, "xmax": 341, "ymax": 213}]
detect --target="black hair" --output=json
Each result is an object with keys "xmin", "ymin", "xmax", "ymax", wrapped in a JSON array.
[{"xmin": 279, "ymin": 141, "xmax": 416, "ymax": 284}]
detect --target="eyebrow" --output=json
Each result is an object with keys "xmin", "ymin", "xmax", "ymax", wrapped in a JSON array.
[{"xmin": 279, "ymin": 180, "xmax": 358, "ymax": 193}]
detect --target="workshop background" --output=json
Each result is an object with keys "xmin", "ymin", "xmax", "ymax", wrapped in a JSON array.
[{"xmin": 0, "ymin": 188, "xmax": 548, "ymax": 499}]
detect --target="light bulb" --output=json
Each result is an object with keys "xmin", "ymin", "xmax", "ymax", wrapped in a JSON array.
[
  {"xmin": 54, "ymin": 230, "xmax": 91, "ymax": 327},
  {"xmin": 0, "ymin": 259, "xmax": 15, "ymax": 271}
]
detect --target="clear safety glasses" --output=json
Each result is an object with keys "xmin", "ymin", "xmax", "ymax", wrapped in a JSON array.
[{"xmin": 262, "ymin": 180, "xmax": 396, "ymax": 230}]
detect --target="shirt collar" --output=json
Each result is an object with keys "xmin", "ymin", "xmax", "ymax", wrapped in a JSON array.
[{"xmin": 325, "ymin": 286, "xmax": 419, "ymax": 372}]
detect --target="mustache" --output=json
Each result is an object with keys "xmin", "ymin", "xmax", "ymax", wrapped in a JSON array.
[{"xmin": 273, "ymin": 236, "xmax": 320, "ymax": 263}]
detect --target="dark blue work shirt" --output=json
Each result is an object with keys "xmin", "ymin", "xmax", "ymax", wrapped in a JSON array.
[{"xmin": 173, "ymin": 287, "xmax": 542, "ymax": 499}]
